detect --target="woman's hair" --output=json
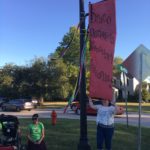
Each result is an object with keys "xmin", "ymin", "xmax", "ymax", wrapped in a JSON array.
[
  {"xmin": 100, "ymin": 99, "xmax": 112, "ymax": 106},
  {"xmin": 108, "ymin": 102, "xmax": 112, "ymax": 106},
  {"xmin": 32, "ymin": 113, "xmax": 39, "ymax": 120}
]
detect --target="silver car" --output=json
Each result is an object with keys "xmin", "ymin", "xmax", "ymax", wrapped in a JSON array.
[
  {"xmin": 1, "ymin": 99, "xmax": 34, "ymax": 112},
  {"xmin": 32, "ymin": 99, "xmax": 39, "ymax": 108}
]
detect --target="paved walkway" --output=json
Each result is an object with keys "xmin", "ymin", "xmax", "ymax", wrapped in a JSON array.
[{"xmin": 59, "ymin": 110, "xmax": 150, "ymax": 128}]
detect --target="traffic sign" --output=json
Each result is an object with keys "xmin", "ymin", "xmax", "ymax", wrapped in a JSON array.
[{"xmin": 117, "ymin": 64, "xmax": 128, "ymax": 74}]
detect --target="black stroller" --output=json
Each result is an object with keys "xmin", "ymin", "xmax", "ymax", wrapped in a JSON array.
[{"xmin": 0, "ymin": 114, "xmax": 21, "ymax": 150}]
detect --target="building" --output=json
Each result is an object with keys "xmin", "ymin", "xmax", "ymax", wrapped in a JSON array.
[{"xmin": 114, "ymin": 44, "xmax": 150, "ymax": 101}]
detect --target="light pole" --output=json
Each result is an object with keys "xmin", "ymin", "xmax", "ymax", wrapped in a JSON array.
[{"xmin": 78, "ymin": 0, "xmax": 91, "ymax": 150}]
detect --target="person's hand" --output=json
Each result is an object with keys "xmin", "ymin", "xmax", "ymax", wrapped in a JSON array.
[
  {"xmin": 116, "ymin": 106, "xmax": 125, "ymax": 115},
  {"xmin": 38, "ymin": 141, "xmax": 41, "ymax": 144},
  {"xmin": 33, "ymin": 141, "xmax": 37, "ymax": 144},
  {"xmin": 89, "ymin": 97, "xmax": 92, "ymax": 102},
  {"xmin": 36, "ymin": 140, "xmax": 41, "ymax": 144},
  {"xmin": 120, "ymin": 106, "xmax": 125, "ymax": 112}
]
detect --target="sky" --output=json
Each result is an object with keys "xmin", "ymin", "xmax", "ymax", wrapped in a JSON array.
[{"xmin": 0, "ymin": 0, "xmax": 150, "ymax": 66}]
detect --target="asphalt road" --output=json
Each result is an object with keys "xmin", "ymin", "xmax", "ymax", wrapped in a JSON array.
[{"xmin": 0, "ymin": 108, "xmax": 150, "ymax": 128}]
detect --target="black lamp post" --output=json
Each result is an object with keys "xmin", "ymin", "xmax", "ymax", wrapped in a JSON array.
[{"xmin": 78, "ymin": 0, "xmax": 91, "ymax": 150}]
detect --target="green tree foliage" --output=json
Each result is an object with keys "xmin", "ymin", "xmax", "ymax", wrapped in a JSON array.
[
  {"xmin": 54, "ymin": 26, "xmax": 90, "ymax": 98},
  {"xmin": 142, "ymin": 82, "xmax": 150, "ymax": 102},
  {"xmin": 0, "ymin": 57, "xmax": 71, "ymax": 101},
  {"xmin": 114, "ymin": 56, "xmax": 123, "ymax": 64},
  {"xmin": 142, "ymin": 88, "xmax": 149, "ymax": 102},
  {"xmin": 113, "ymin": 56, "xmax": 123, "ymax": 76},
  {"xmin": 0, "ymin": 64, "xmax": 16, "ymax": 98},
  {"xmin": 47, "ymin": 58, "xmax": 70, "ymax": 100},
  {"xmin": 55, "ymin": 26, "xmax": 90, "ymax": 67},
  {"xmin": 0, "ymin": 26, "xmax": 125, "ymax": 102},
  {"xmin": 55, "ymin": 26, "xmax": 80, "ymax": 66}
]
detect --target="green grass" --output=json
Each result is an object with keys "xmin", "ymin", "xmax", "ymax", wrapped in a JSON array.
[
  {"xmin": 126, "ymin": 106, "xmax": 150, "ymax": 113},
  {"xmin": 117, "ymin": 102, "xmax": 150, "ymax": 113},
  {"xmin": 38, "ymin": 102, "xmax": 67, "ymax": 109},
  {"xmin": 19, "ymin": 118, "xmax": 150, "ymax": 150}
]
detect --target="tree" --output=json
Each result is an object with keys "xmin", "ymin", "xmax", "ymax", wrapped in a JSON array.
[
  {"xmin": 142, "ymin": 82, "xmax": 150, "ymax": 102},
  {"xmin": 0, "ymin": 25, "xmax": 125, "ymax": 101},
  {"xmin": 0, "ymin": 64, "xmax": 16, "ymax": 98},
  {"xmin": 142, "ymin": 88, "xmax": 149, "ymax": 102},
  {"xmin": 113, "ymin": 56, "xmax": 124, "ymax": 76},
  {"xmin": 53, "ymin": 26, "xmax": 90, "ymax": 98},
  {"xmin": 47, "ymin": 58, "xmax": 70, "ymax": 100},
  {"xmin": 55, "ymin": 26, "xmax": 80, "ymax": 66}
]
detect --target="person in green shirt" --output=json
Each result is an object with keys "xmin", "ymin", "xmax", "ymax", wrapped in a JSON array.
[{"xmin": 27, "ymin": 114, "xmax": 47, "ymax": 150}]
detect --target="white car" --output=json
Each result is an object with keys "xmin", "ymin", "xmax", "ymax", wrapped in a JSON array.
[{"xmin": 32, "ymin": 99, "xmax": 39, "ymax": 108}]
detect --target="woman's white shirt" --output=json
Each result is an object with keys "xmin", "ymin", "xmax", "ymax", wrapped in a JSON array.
[{"xmin": 96, "ymin": 105, "xmax": 117, "ymax": 125}]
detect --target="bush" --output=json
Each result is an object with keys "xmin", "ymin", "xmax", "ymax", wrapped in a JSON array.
[
  {"xmin": 127, "ymin": 94, "xmax": 138, "ymax": 102},
  {"xmin": 142, "ymin": 89, "xmax": 149, "ymax": 102}
]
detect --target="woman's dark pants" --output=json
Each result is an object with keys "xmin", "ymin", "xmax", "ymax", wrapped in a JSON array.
[
  {"xmin": 97, "ymin": 124, "xmax": 114, "ymax": 150},
  {"xmin": 27, "ymin": 140, "xmax": 47, "ymax": 150}
]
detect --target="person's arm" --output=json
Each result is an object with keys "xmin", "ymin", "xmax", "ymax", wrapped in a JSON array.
[
  {"xmin": 27, "ymin": 133, "xmax": 33, "ymax": 143},
  {"xmin": 89, "ymin": 97, "xmax": 97, "ymax": 110},
  {"xmin": 37, "ymin": 123, "xmax": 45, "ymax": 144},
  {"xmin": 115, "ymin": 106, "xmax": 125, "ymax": 115},
  {"xmin": 17, "ymin": 126, "xmax": 21, "ymax": 139},
  {"xmin": 27, "ymin": 125, "xmax": 35, "ymax": 143},
  {"xmin": 37, "ymin": 128, "xmax": 45, "ymax": 144}
]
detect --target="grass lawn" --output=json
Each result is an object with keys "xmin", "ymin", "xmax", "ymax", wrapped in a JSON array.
[
  {"xmin": 39, "ymin": 102, "xmax": 68, "ymax": 109},
  {"xmin": 117, "ymin": 102, "xmax": 150, "ymax": 113},
  {"xmin": 19, "ymin": 118, "xmax": 150, "ymax": 150}
]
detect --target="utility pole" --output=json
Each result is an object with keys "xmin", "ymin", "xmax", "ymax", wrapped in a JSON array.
[
  {"xmin": 78, "ymin": 0, "xmax": 91, "ymax": 150},
  {"xmin": 138, "ymin": 54, "xmax": 143, "ymax": 150}
]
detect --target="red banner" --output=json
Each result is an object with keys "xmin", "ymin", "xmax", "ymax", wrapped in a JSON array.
[{"xmin": 89, "ymin": 0, "xmax": 116, "ymax": 100}]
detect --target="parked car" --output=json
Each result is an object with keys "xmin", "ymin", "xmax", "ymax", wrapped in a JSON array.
[
  {"xmin": 70, "ymin": 99, "xmax": 102, "ymax": 112},
  {"xmin": 73, "ymin": 101, "xmax": 98, "ymax": 115},
  {"xmin": 1, "ymin": 99, "xmax": 34, "ymax": 112},
  {"xmin": 0, "ymin": 98, "xmax": 9, "ymax": 107},
  {"xmin": 72, "ymin": 100, "xmax": 124, "ymax": 115},
  {"xmin": 31, "ymin": 99, "xmax": 39, "ymax": 108},
  {"xmin": 70, "ymin": 101, "xmax": 79, "ymax": 111}
]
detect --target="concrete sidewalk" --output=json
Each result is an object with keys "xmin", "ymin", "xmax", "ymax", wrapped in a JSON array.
[{"xmin": 49, "ymin": 109, "xmax": 150, "ymax": 128}]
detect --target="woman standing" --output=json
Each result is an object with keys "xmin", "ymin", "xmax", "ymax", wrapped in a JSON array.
[
  {"xmin": 27, "ymin": 114, "xmax": 47, "ymax": 150},
  {"xmin": 89, "ymin": 98, "xmax": 124, "ymax": 150}
]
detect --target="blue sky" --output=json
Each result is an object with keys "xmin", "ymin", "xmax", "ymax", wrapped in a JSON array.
[{"xmin": 0, "ymin": 0, "xmax": 150, "ymax": 66}]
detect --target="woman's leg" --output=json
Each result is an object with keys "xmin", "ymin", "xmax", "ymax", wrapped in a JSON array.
[
  {"xmin": 27, "ymin": 140, "xmax": 47, "ymax": 150},
  {"xmin": 97, "ymin": 125, "xmax": 104, "ymax": 150},
  {"xmin": 39, "ymin": 140, "xmax": 47, "ymax": 150},
  {"xmin": 104, "ymin": 127, "xmax": 114, "ymax": 150},
  {"xmin": 27, "ymin": 140, "xmax": 36, "ymax": 150}
]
